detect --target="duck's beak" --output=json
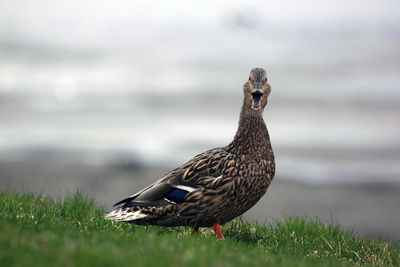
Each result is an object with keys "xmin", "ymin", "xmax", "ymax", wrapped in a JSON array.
[
  {"xmin": 253, "ymin": 83, "xmax": 262, "ymax": 90},
  {"xmin": 251, "ymin": 88, "xmax": 263, "ymax": 111}
]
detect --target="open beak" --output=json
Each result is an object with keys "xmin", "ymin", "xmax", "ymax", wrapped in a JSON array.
[{"xmin": 251, "ymin": 88, "xmax": 263, "ymax": 110}]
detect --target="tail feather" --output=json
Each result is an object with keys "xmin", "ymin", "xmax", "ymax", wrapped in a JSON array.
[{"xmin": 105, "ymin": 208, "xmax": 147, "ymax": 222}]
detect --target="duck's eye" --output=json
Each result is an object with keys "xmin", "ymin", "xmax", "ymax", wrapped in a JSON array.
[{"xmin": 249, "ymin": 77, "xmax": 252, "ymax": 82}]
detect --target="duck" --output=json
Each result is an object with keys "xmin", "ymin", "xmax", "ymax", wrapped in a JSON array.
[{"xmin": 105, "ymin": 67, "xmax": 275, "ymax": 239}]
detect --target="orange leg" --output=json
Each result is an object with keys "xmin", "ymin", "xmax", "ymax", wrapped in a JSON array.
[
  {"xmin": 193, "ymin": 226, "xmax": 199, "ymax": 234},
  {"xmin": 213, "ymin": 223, "xmax": 224, "ymax": 239}
]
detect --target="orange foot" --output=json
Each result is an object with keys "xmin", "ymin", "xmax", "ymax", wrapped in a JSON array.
[{"xmin": 213, "ymin": 223, "xmax": 224, "ymax": 239}]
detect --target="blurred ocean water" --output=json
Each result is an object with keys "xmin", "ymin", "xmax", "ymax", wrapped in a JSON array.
[{"xmin": 0, "ymin": 1, "xmax": 400, "ymax": 184}]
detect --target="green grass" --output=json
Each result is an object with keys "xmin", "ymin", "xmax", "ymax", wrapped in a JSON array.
[{"xmin": 0, "ymin": 191, "xmax": 398, "ymax": 266}]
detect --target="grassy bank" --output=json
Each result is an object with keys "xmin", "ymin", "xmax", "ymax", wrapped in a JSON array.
[{"xmin": 0, "ymin": 191, "xmax": 398, "ymax": 266}]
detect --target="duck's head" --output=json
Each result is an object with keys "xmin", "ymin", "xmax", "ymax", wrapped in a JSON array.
[{"xmin": 243, "ymin": 67, "xmax": 271, "ymax": 113}]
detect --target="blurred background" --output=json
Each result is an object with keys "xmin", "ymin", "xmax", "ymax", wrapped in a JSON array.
[{"xmin": 1, "ymin": 0, "xmax": 399, "ymax": 240}]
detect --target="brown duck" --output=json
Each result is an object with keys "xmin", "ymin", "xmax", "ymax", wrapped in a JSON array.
[{"xmin": 105, "ymin": 67, "xmax": 275, "ymax": 239}]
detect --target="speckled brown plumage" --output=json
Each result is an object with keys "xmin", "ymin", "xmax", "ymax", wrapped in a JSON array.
[{"xmin": 105, "ymin": 67, "xmax": 275, "ymax": 236}]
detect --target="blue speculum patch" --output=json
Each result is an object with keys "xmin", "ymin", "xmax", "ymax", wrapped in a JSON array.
[{"xmin": 165, "ymin": 188, "xmax": 189, "ymax": 204}]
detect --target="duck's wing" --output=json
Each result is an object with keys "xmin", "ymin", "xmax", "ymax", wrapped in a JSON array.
[{"xmin": 112, "ymin": 147, "xmax": 235, "ymax": 207}]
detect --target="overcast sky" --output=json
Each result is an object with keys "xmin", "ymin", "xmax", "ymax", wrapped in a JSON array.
[{"xmin": 1, "ymin": 0, "xmax": 399, "ymax": 24}]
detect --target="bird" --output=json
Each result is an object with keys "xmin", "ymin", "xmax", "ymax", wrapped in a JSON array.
[{"xmin": 105, "ymin": 67, "xmax": 275, "ymax": 239}]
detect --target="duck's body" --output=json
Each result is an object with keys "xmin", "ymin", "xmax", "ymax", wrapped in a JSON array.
[{"xmin": 105, "ymin": 68, "xmax": 275, "ymax": 238}]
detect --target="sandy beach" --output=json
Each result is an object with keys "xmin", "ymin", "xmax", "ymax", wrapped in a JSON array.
[{"xmin": 1, "ymin": 160, "xmax": 399, "ymax": 242}]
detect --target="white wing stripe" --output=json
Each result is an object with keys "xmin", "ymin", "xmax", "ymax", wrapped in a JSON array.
[{"xmin": 174, "ymin": 185, "xmax": 196, "ymax": 192}]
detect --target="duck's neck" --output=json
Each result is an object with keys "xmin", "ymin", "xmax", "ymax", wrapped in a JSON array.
[{"xmin": 227, "ymin": 105, "xmax": 271, "ymax": 157}]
